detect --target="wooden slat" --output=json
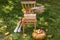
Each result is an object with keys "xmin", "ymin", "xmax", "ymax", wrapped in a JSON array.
[
  {"xmin": 23, "ymin": 19, "xmax": 37, "ymax": 22},
  {"xmin": 21, "ymin": 1, "xmax": 36, "ymax": 4}
]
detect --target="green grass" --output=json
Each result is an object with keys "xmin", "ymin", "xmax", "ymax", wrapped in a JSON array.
[{"xmin": 0, "ymin": 0, "xmax": 60, "ymax": 40}]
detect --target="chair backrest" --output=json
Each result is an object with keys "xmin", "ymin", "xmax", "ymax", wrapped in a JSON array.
[
  {"xmin": 21, "ymin": 1, "xmax": 36, "ymax": 14},
  {"xmin": 21, "ymin": 1, "xmax": 36, "ymax": 8}
]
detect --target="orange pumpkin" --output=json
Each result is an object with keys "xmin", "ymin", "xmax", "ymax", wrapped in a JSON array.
[{"xmin": 32, "ymin": 29, "xmax": 46, "ymax": 40}]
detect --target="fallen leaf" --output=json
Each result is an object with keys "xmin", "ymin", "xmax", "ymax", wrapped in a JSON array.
[
  {"xmin": 47, "ymin": 35, "xmax": 53, "ymax": 38},
  {"xmin": 5, "ymin": 32, "xmax": 9, "ymax": 36}
]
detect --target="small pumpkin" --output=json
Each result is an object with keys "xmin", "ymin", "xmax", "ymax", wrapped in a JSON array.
[{"xmin": 32, "ymin": 29, "xmax": 46, "ymax": 40}]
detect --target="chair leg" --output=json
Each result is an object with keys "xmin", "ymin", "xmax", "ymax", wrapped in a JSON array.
[
  {"xmin": 23, "ymin": 23, "xmax": 25, "ymax": 34},
  {"xmin": 34, "ymin": 22, "xmax": 36, "ymax": 30}
]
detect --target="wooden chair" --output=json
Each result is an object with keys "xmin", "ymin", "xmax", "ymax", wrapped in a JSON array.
[{"xmin": 21, "ymin": 0, "xmax": 37, "ymax": 34}]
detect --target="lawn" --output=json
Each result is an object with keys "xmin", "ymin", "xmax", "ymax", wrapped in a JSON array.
[{"xmin": 0, "ymin": 0, "xmax": 60, "ymax": 40}]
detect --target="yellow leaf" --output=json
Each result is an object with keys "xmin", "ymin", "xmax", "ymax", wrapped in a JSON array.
[
  {"xmin": 2, "ymin": 25, "xmax": 7, "ymax": 28},
  {"xmin": 45, "ymin": 22, "xmax": 48, "ymax": 26},
  {"xmin": 23, "ymin": 33, "xmax": 27, "ymax": 38},
  {"xmin": 47, "ymin": 35, "xmax": 53, "ymax": 38},
  {"xmin": 9, "ymin": 34, "xmax": 13, "ymax": 40},
  {"xmin": 46, "ymin": 29, "xmax": 48, "ymax": 32},
  {"xmin": 0, "ymin": 18, "xmax": 4, "ymax": 22},
  {"xmin": 5, "ymin": 32, "xmax": 9, "ymax": 36},
  {"xmin": 34, "ymin": 29, "xmax": 38, "ymax": 33},
  {"xmin": 0, "ymin": 30, "xmax": 2, "ymax": 32}
]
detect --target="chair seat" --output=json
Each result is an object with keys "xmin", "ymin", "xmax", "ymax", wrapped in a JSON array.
[
  {"xmin": 22, "ymin": 17, "xmax": 37, "ymax": 22},
  {"xmin": 24, "ymin": 14, "xmax": 36, "ymax": 19},
  {"xmin": 23, "ymin": 19, "xmax": 37, "ymax": 22},
  {"xmin": 24, "ymin": 14, "xmax": 36, "ymax": 16}
]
